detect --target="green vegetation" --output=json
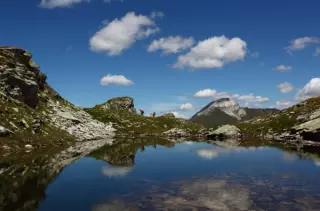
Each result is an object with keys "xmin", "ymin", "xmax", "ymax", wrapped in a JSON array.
[
  {"xmin": 238, "ymin": 97, "xmax": 320, "ymax": 136},
  {"xmin": 84, "ymin": 103, "xmax": 204, "ymax": 134},
  {"xmin": 0, "ymin": 89, "xmax": 75, "ymax": 151}
]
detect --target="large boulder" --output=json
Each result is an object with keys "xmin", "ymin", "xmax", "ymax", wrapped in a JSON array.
[
  {"xmin": 208, "ymin": 125, "xmax": 241, "ymax": 139},
  {"xmin": 106, "ymin": 97, "xmax": 136, "ymax": 113},
  {"xmin": 292, "ymin": 118, "xmax": 320, "ymax": 142},
  {"xmin": 0, "ymin": 47, "xmax": 47, "ymax": 108}
]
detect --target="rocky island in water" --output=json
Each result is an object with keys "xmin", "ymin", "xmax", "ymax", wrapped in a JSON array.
[{"xmin": 1, "ymin": 47, "xmax": 320, "ymax": 211}]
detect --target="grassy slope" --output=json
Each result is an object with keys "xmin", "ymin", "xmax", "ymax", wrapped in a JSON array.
[
  {"xmin": 0, "ymin": 86, "xmax": 76, "ymax": 151},
  {"xmin": 238, "ymin": 97, "xmax": 320, "ymax": 136},
  {"xmin": 84, "ymin": 104, "xmax": 204, "ymax": 134}
]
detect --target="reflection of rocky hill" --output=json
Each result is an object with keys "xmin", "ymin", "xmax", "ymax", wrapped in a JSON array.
[
  {"xmin": 0, "ymin": 165, "xmax": 59, "ymax": 211},
  {"xmin": 90, "ymin": 137, "xmax": 175, "ymax": 166}
]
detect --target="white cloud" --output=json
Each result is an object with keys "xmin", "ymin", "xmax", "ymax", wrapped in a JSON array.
[
  {"xmin": 273, "ymin": 65, "xmax": 292, "ymax": 72},
  {"xmin": 148, "ymin": 36, "xmax": 195, "ymax": 54},
  {"xmin": 274, "ymin": 100, "xmax": 294, "ymax": 109},
  {"xmin": 285, "ymin": 37, "xmax": 320, "ymax": 52},
  {"xmin": 169, "ymin": 111, "xmax": 188, "ymax": 119},
  {"xmin": 277, "ymin": 82, "xmax": 294, "ymax": 93},
  {"xmin": 194, "ymin": 89, "xmax": 269, "ymax": 104},
  {"xmin": 100, "ymin": 74, "xmax": 134, "ymax": 86},
  {"xmin": 296, "ymin": 78, "xmax": 320, "ymax": 100},
  {"xmin": 174, "ymin": 36, "xmax": 247, "ymax": 69},
  {"xmin": 194, "ymin": 89, "xmax": 217, "ymax": 98},
  {"xmin": 101, "ymin": 166, "xmax": 132, "ymax": 178},
  {"xmin": 180, "ymin": 103, "xmax": 194, "ymax": 111},
  {"xmin": 150, "ymin": 11, "xmax": 164, "ymax": 19},
  {"xmin": 194, "ymin": 89, "xmax": 230, "ymax": 99},
  {"xmin": 39, "ymin": 0, "xmax": 88, "ymax": 8},
  {"xmin": 235, "ymin": 94, "xmax": 270, "ymax": 103},
  {"xmin": 90, "ymin": 12, "xmax": 159, "ymax": 56},
  {"xmin": 315, "ymin": 48, "xmax": 320, "ymax": 56}
]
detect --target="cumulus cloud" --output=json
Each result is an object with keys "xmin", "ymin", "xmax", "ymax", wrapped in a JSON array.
[
  {"xmin": 274, "ymin": 100, "xmax": 294, "ymax": 109},
  {"xmin": 174, "ymin": 36, "xmax": 247, "ymax": 69},
  {"xmin": 166, "ymin": 111, "xmax": 188, "ymax": 119},
  {"xmin": 90, "ymin": 12, "xmax": 159, "ymax": 56},
  {"xmin": 194, "ymin": 89, "xmax": 269, "ymax": 104},
  {"xmin": 101, "ymin": 166, "xmax": 132, "ymax": 178},
  {"xmin": 285, "ymin": 37, "xmax": 320, "ymax": 52},
  {"xmin": 194, "ymin": 89, "xmax": 217, "ymax": 98},
  {"xmin": 273, "ymin": 65, "xmax": 292, "ymax": 72},
  {"xmin": 296, "ymin": 78, "xmax": 320, "ymax": 100},
  {"xmin": 180, "ymin": 103, "xmax": 194, "ymax": 110},
  {"xmin": 277, "ymin": 82, "xmax": 294, "ymax": 93},
  {"xmin": 100, "ymin": 74, "xmax": 134, "ymax": 86},
  {"xmin": 148, "ymin": 36, "xmax": 195, "ymax": 54},
  {"xmin": 39, "ymin": 0, "xmax": 89, "ymax": 8},
  {"xmin": 235, "ymin": 94, "xmax": 270, "ymax": 103}
]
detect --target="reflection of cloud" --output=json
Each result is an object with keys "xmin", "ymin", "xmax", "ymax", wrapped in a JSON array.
[
  {"xmin": 283, "ymin": 152, "xmax": 297, "ymax": 162},
  {"xmin": 314, "ymin": 161, "xmax": 320, "ymax": 167},
  {"xmin": 184, "ymin": 141, "xmax": 194, "ymax": 145},
  {"xmin": 196, "ymin": 149, "xmax": 219, "ymax": 159},
  {"xmin": 94, "ymin": 178, "xmax": 250, "ymax": 210},
  {"xmin": 195, "ymin": 146, "xmax": 261, "ymax": 160},
  {"xmin": 101, "ymin": 166, "xmax": 132, "ymax": 178}
]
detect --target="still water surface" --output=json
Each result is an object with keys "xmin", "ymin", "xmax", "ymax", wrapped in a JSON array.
[{"xmin": 36, "ymin": 139, "xmax": 320, "ymax": 211}]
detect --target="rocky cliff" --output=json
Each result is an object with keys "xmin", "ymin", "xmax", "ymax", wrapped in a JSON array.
[
  {"xmin": 0, "ymin": 47, "xmax": 115, "ymax": 152},
  {"xmin": 191, "ymin": 98, "xmax": 278, "ymax": 127}
]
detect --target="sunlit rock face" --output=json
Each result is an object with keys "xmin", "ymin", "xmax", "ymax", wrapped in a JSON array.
[{"xmin": 191, "ymin": 98, "xmax": 278, "ymax": 127}]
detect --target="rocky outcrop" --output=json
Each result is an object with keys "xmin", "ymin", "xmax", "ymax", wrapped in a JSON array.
[
  {"xmin": 104, "ymin": 97, "xmax": 136, "ymax": 113},
  {"xmin": 0, "ymin": 47, "xmax": 46, "ymax": 108},
  {"xmin": 162, "ymin": 128, "xmax": 190, "ymax": 138},
  {"xmin": 292, "ymin": 118, "xmax": 320, "ymax": 142},
  {"xmin": 208, "ymin": 125, "xmax": 242, "ymax": 139},
  {"xmin": 49, "ymin": 100, "xmax": 116, "ymax": 141}
]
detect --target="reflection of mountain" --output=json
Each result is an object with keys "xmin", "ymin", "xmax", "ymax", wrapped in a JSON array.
[
  {"xmin": 0, "ymin": 166, "xmax": 59, "ymax": 211},
  {"xmin": 89, "ymin": 137, "xmax": 175, "ymax": 166}
]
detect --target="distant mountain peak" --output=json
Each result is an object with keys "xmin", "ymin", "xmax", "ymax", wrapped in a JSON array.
[{"xmin": 191, "ymin": 98, "xmax": 279, "ymax": 127}]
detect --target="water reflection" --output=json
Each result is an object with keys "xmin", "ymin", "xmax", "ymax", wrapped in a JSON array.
[
  {"xmin": 2, "ymin": 137, "xmax": 320, "ymax": 211},
  {"xmin": 101, "ymin": 166, "xmax": 133, "ymax": 178}
]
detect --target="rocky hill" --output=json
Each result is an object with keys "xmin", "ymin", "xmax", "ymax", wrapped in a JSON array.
[
  {"xmin": 238, "ymin": 97, "xmax": 320, "ymax": 143},
  {"xmin": 84, "ymin": 97, "xmax": 205, "ymax": 135},
  {"xmin": 0, "ymin": 47, "xmax": 115, "ymax": 152},
  {"xmin": 191, "ymin": 98, "xmax": 278, "ymax": 127}
]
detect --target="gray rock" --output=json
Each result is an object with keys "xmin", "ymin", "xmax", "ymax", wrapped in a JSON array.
[
  {"xmin": 163, "ymin": 128, "xmax": 189, "ymax": 138},
  {"xmin": 296, "ymin": 114, "xmax": 309, "ymax": 123},
  {"xmin": 57, "ymin": 111, "xmax": 81, "ymax": 123},
  {"xmin": 105, "ymin": 97, "xmax": 136, "ymax": 113},
  {"xmin": 0, "ymin": 126, "xmax": 13, "ymax": 137},
  {"xmin": 209, "ymin": 125, "xmax": 241, "ymax": 139},
  {"xmin": 292, "ymin": 118, "xmax": 320, "ymax": 142},
  {"xmin": 309, "ymin": 109, "xmax": 320, "ymax": 120}
]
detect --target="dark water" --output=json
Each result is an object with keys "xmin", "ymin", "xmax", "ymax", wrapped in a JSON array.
[{"xmin": 2, "ymin": 138, "xmax": 320, "ymax": 211}]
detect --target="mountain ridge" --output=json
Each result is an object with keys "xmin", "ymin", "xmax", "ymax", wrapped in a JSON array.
[{"xmin": 191, "ymin": 98, "xmax": 278, "ymax": 127}]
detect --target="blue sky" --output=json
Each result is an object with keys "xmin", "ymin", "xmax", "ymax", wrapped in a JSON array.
[{"xmin": 1, "ymin": 0, "xmax": 319, "ymax": 118}]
